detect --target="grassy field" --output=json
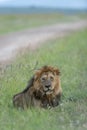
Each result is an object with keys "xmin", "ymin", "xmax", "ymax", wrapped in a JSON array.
[
  {"xmin": 0, "ymin": 28, "xmax": 87, "ymax": 130},
  {"xmin": 0, "ymin": 13, "xmax": 85, "ymax": 34}
]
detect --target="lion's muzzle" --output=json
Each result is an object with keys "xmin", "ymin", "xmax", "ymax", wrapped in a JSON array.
[{"xmin": 45, "ymin": 80, "xmax": 51, "ymax": 88}]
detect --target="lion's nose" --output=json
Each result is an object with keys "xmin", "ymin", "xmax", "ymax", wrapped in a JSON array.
[{"xmin": 45, "ymin": 84, "xmax": 51, "ymax": 88}]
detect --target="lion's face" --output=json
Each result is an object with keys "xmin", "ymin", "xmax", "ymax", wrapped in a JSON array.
[
  {"xmin": 40, "ymin": 72, "xmax": 57, "ymax": 94},
  {"xmin": 34, "ymin": 66, "xmax": 60, "ymax": 95}
]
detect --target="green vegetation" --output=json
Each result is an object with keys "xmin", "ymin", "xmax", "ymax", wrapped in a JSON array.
[
  {"xmin": 0, "ymin": 13, "xmax": 84, "ymax": 34},
  {"xmin": 0, "ymin": 29, "xmax": 87, "ymax": 130}
]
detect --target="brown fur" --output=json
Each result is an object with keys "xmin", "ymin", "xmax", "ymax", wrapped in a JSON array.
[{"xmin": 13, "ymin": 66, "xmax": 62, "ymax": 109}]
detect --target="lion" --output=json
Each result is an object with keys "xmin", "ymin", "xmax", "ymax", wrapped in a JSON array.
[{"xmin": 13, "ymin": 66, "xmax": 62, "ymax": 109}]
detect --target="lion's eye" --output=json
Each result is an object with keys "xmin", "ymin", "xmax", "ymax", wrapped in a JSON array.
[
  {"xmin": 41, "ymin": 77, "xmax": 46, "ymax": 81},
  {"xmin": 50, "ymin": 76, "xmax": 54, "ymax": 81}
]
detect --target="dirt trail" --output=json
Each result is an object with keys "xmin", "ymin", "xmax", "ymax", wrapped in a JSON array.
[{"xmin": 0, "ymin": 20, "xmax": 87, "ymax": 63}]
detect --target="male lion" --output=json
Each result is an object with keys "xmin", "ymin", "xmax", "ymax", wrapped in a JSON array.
[{"xmin": 13, "ymin": 66, "xmax": 62, "ymax": 109}]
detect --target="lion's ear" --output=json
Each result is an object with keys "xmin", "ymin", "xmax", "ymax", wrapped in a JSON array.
[
  {"xmin": 34, "ymin": 69, "xmax": 41, "ymax": 80},
  {"xmin": 34, "ymin": 74, "xmax": 38, "ymax": 80},
  {"xmin": 54, "ymin": 68, "xmax": 60, "ymax": 75}
]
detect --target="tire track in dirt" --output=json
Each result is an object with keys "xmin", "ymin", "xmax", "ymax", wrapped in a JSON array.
[{"xmin": 0, "ymin": 20, "xmax": 87, "ymax": 63}]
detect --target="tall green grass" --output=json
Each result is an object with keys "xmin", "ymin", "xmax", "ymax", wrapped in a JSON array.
[{"xmin": 0, "ymin": 29, "xmax": 87, "ymax": 130}]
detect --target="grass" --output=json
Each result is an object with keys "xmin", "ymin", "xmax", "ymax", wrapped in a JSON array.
[
  {"xmin": 0, "ymin": 13, "xmax": 85, "ymax": 34},
  {"xmin": 0, "ymin": 13, "xmax": 65, "ymax": 34},
  {"xmin": 0, "ymin": 28, "xmax": 87, "ymax": 130}
]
